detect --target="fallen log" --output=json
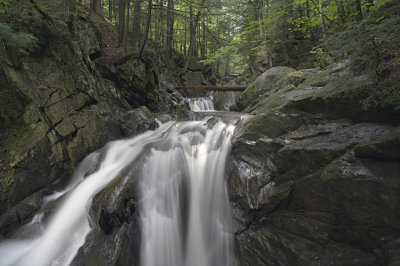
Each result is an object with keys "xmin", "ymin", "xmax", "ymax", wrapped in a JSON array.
[{"xmin": 176, "ymin": 85, "xmax": 247, "ymax": 91}]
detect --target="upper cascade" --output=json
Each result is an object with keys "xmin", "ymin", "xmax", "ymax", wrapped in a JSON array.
[{"xmin": 187, "ymin": 96, "xmax": 215, "ymax": 111}]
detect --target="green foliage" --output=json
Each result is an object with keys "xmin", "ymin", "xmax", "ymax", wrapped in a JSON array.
[
  {"xmin": 0, "ymin": 0, "xmax": 9, "ymax": 9},
  {"xmin": 361, "ymin": 81, "xmax": 400, "ymax": 112},
  {"xmin": 0, "ymin": 23, "xmax": 38, "ymax": 55},
  {"xmin": 310, "ymin": 47, "xmax": 334, "ymax": 68},
  {"xmin": 324, "ymin": 1, "xmax": 400, "ymax": 74}
]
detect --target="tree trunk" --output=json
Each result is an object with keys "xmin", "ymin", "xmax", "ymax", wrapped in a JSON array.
[
  {"xmin": 257, "ymin": 0, "xmax": 265, "ymax": 38},
  {"xmin": 166, "ymin": 0, "xmax": 174, "ymax": 56},
  {"xmin": 108, "ymin": 0, "xmax": 113, "ymax": 20},
  {"xmin": 91, "ymin": 0, "xmax": 102, "ymax": 15},
  {"xmin": 132, "ymin": 0, "xmax": 141, "ymax": 49},
  {"xmin": 139, "ymin": 0, "xmax": 152, "ymax": 59},
  {"xmin": 334, "ymin": 0, "xmax": 345, "ymax": 25},
  {"xmin": 114, "ymin": 0, "xmax": 117, "ymax": 23},
  {"xmin": 123, "ymin": 0, "xmax": 131, "ymax": 52},
  {"xmin": 118, "ymin": 0, "xmax": 126, "ymax": 46},
  {"xmin": 202, "ymin": 15, "xmax": 206, "ymax": 59},
  {"xmin": 354, "ymin": 0, "xmax": 362, "ymax": 21},
  {"xmin": 63, "ymin": 0, "xmax": 76, "ymax": 21},
  {"xmin": 177, "ymin": 85, "xmax": 247, "ymax": 91},
  {"xmin": 319, "ymin": 0, "xmax": 327, "ymax": 39},
  {"xmin": 182, "ymin": 1, "xmax": 205, "ymax": 73},
  {"xmin": 184, "ymin": 17, "xmax": 187, "ymax": 55},
  {"xmin": 224, "ymin": 54, "xmax": 231, "ymax": 76}
]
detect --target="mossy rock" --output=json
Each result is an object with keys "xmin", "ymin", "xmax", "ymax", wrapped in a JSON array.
[
  {"xmin": 237, "ymin": 66, "xmax": 295, "ymax": 109},
  {"xmin": 0, "ymin": 122, "xmax": 49, "ymax": 169},
  {"xmin": 241, "ymin": 111, "xmax": 304, "ymax": 141}
]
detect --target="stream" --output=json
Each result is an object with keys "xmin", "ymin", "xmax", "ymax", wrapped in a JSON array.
[{"xmin": 0, "ymin": 95, "xmax": 244, "ymax": 266}]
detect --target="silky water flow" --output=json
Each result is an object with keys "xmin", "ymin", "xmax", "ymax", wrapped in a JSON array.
[
  {"xmin": 188, "ymin": 96, "xmax": 215, "ymax": 111},
  {"xmin": 0, "ymin": 97, "xmax": 240, "ymax": 266}
]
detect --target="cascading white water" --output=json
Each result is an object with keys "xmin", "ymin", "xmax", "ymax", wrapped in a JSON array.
[
  {"xmin": 139, "ymin": 120, "xmax": 236, "ymax": 266},
  {"xmin": 188, "ymin": 96, "xmax": 215, "ymax": 111},
  {"xmin": 0, "ymin": 122, "xmax": 176, "ymax": 266},
  {"xmin": 0, "ymin": 115, "xmax": 238, "ymax": 266}
]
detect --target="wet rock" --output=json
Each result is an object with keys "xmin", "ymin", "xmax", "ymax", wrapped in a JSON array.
[
  {"xmin": 113, "ymin": 56, "xmax": 168, "ymax": 112},
  {"xmin": 237, "ymin": 66, "xmax": 295, "ymax": 109},
  {"xmin": 72, "ymin": 169, "xmax": 140, "ymax": 266},
  {"xmin": 0, "ymin": 191, "xmax": 43, "ymax": 237},
  {"xmin": 71, "ymin": 222, "xmax": 138, "ymax": 266},
  {"xmin": 355, "ymin": 127, "xmax": 400, "ymax": 161},
  {"xmin": 119, "ymin": 106, "xmax": 157, "ymax": 137},
  {"xmin": 236, "ymin": 224, "xmax": 378, "ymax": 266},
  {"xmin": 230, "ymin": 60, "xmax": 400, "ymax": 265},
  {"xmin": 0, "ymin": 15, "xmax": 134, "ymax": 220},
  {"xmin": 240, "ymin": 111, "xmax": 306, "ymax": 140},
  {"xmin": 274, "ymin": 122, "xmax": 393, "ymax": 181}
]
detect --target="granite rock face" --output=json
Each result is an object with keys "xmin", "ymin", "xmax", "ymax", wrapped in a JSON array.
[
  {"xmin": 230, "ymin": 62, "xmax": 400, "ymax": 265},
  {"xmin": 0, "ymin": 12, "xmax": 156, "ymax": 237}
]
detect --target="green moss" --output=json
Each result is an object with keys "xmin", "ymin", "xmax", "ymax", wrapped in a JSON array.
[
  {"xmin": 4, "ymin": 168, "xmax": 14, "ymax": 185},
  {"xmin": 1, "ymin": 122, "xmax": 48, "ymax": 168},
  {"xmin": 300, "ymin": 70, "xmax": 329, "ymax": 87}
]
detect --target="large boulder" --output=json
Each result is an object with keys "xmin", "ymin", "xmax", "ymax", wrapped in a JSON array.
[
  {"xmin": 71, "ymin": 172, "xmax": 140, "ymax": 266},
  {"xmin": 230, "ymin": 60, "xmax": 400, "ymax": 265},
  {"xmin": 237, "ymin": 66, "xmax": 296, "ymax": 109}
]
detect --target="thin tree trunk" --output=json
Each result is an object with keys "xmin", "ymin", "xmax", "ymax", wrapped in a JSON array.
[
  {"xmin": 335, "ymin": 0, "xmax": 345, "ymax": 25},
  {"xmin": 139, "ymin": 0, "xmax": 152, "ymax": 59},
  {"xmin": 177, "ymin": 85, "xmax": 247, "ymax": 91},
  {"xmin": 182, "ymin": 0, "xmax": 205, "ymax": 73},
  {"xmin": 132, "ymin": 0, "xmax": 141, "ymax": 49},
  {"xmin": 118, "ymin": 0, "xmax": 126, "ymax": 46},
  {"xmin": 124, "ymin": 0, "xmax": 131, "ymax": 52},
  {"xmin": 319, "ymin": 0, "xmax": 327, "ymax": 39},
  {"xmin": 354, "ymin": 0, "xmax": 362, "ymax": 21},
  {"xmin": 63, "ymin": 0, "xmax": 76, "ymax": 21},
  {"xmin": 91, "ymin": 0, "xmax": 102, "ymax": 15},
  {"xmin": 224, "ymin": 54, "xmax": 231, "ymax": 76},
  {"xmin": 184, "ymin": 17, "xmax": 187, "ymax": 55},
  {"xmin": 202, "ymin": 15, "xmax": 206, "ymax": 58},
  {"xmin": 166, "ymin": 0, "xmax": 174, "ymax": 56},
  {"xmin": 114, "ymin": 0, "xmax": 117, "ymax": 23},
  {"xmin": 257, "ymin": 0, "xmax": 265, "ymax": 38},
  {"xmin": 108, "ymin": 0, "xmax": 113, "ymax": 20}
]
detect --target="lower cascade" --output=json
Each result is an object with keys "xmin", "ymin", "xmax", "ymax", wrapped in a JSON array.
[{"xmin": 0, "ymin": 100, "xmax": 240, "ymax": 266}]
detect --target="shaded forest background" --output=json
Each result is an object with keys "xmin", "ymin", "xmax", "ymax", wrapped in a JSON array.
[
  {"xmin": 0, "ymin": 0, "xmax": 399, "ymax": 112},
  {"xmin": 1, "ymin": 0, "xmax": 399, "ymax": 77}
]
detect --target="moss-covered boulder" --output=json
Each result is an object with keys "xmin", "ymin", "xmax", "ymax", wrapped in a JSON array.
[
  {"xmin": 230, "ymin": 60, "xmax": 400, "ymax": 265},
  {"xmin": 237, "ymin": 66, "xmax": 295, "ymax": 109}
]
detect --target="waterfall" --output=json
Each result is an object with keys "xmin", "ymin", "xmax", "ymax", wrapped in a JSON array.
[
  {"xmin": 0, "ymin": 115, "xmax": 238, "ymax": 266},
  {"xmin": 188, "ymin": 96, "xmax": 215, "ymax": 111},
  {"xmin": 139, "ymin": 120, "xmax": 235, "ymax": 266}
]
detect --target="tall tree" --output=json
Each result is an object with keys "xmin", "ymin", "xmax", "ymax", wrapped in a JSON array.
[
  {"xmin": 108, "ymin": 0, "xmax": 113, "ymax": 20},
  {"xmin": 63, "ymin": 0, "xmax": 76, "ymax": 21},
  {"xmin": 91, "ymin": 0, "xmax": 102, "ymax": 15},
  {"xmin": 118, "ymin": 0, "xmax": 126, "ymax": 46},
  {"xmin": 139, "ymin": 0, "xmax": 153, "ymax": 58},
  {"xmin": 132, "ymin": 0, "xmax": 142, "ymax": 49},
  {"xmin": 166, "ymin": 0, "xmax": 174, "ymax": 56},
  {"xmin": 124, "ymin": 0, "xmax": 131, "ymax": 51}
]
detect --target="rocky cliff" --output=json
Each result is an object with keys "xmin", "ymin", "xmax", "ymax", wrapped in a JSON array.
[
  {"xmin": 230, "ymin": 61, "xmax": 400, "ymax": 265},
  {"xmin": 0, "ymin": 4, "xmax": 160, "ymax": 237}
]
